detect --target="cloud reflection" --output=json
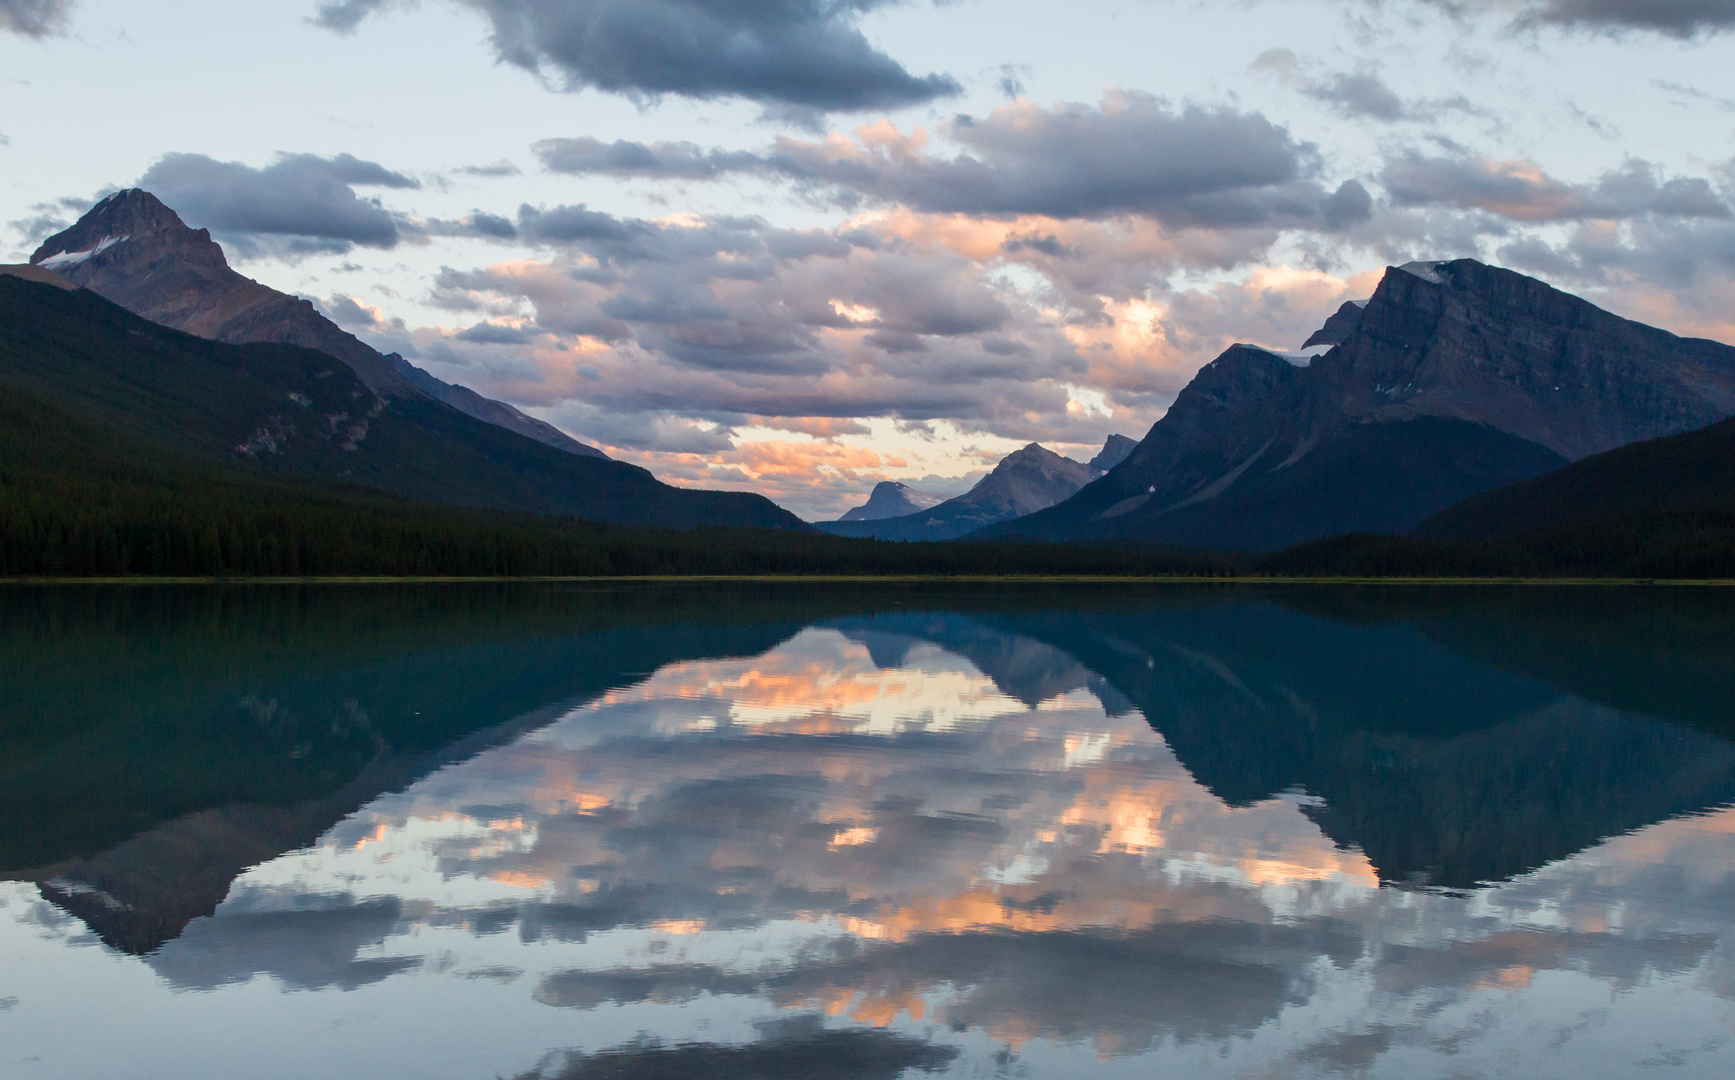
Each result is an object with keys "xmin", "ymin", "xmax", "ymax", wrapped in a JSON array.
[{"xmin": 24, "ymin": 613, "xmax": 1735, "ymax": 1077}]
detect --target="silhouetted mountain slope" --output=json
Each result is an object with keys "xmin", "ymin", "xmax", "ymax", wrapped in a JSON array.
[
  {"xmin": 0, "ymin": 275, "xmax": 803, "ymax": 531},
  {"xmin": 1076, "ymin": 416, "xmax": 1566, "ymax": 553},
  {"xmin": 31, "ymin": 189, "xmax": 607, "ymax": 459},
  {"xmin": 1257, "ymin": 418, "xmax": 1735, "ymax": 578},
  {"xmin": 985, "ymin": 260, "xmax": 1735, "ymax": 551},
  {"xmin": 1300, "ymin": 299, "xmax": 1366, "ymax": 349},
  {"xmin": 837, "ymin": 480, "xmax": 944, "ymax": 522},
  {"xmin": 820, "ymin": 443, "xmax": 1092, "ymax": 541},
  {"xmin": 1416, "ymin": 415, "xmax": 1735, "ymax": 541},
  {"xmin": 1088, "ymin": 434, "xmax": 1137, "ymax": 475}
]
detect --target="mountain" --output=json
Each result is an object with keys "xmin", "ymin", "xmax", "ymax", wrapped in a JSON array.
[
  {"xmin": 1257, "ymin": 415, "xmax": 1735, "ymax": 578},
  {"xmin": 984, "ymin": 259, "xmax": 1735, "ymax": 552},
  {"xmin": 1300, "ymin": 299, "xmax": 1368, "ymax": 349},
  {"xmin": 30, "ymin": 189, "xmax": 606, "ymax": 459},
  {"xmin": 819, "ymin": 443, "xmax": 1093, "ymax": 541},
  {"xmin": 837, "ymin": 480, "xmax": 945, "ymax": 522},
  {"xmin": 0, "ymin": 272, "xmax": 805, "ymax": 532},
  {"xmin": 1414, "ymin": 414, "xmax": 1735, "ymax": 541},
  {"xmin": 1088, "ymin": 433, "xmax": 1137, "ymax": 476}
]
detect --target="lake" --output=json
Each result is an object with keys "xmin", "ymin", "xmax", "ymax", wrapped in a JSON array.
[{"xmin": 3, "ymin": 582, "xmax": 1734, "ymax": 1079}]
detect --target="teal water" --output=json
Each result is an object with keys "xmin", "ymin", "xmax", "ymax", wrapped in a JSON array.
[{"xmin": 3, "ymin": 582, "xmax": 1734, "ymax": 1078}]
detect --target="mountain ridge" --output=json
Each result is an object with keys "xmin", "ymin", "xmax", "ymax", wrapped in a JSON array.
[
  {"xmin": 820, "ymin": 442, "xmax": 1094, "ymax": 541},
  {"xmin": 837, "ymin": 480, "xmax": 945, "ymax": 522},
  {"xmin": 979, "ymin": 259, "xmax": 1735, "ymax": 551},
  {"xmin": 30, "ymin": 190, "xmax": 608, "ymax": 460},
  {"xmin": 0, "ymin": 274, "xmax": 806, "ymax": 531}
]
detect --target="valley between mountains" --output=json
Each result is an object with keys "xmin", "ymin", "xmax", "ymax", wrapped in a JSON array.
[{"xmin": 4, "ymin": 191, "xmax": 1734, "ymax": 578}]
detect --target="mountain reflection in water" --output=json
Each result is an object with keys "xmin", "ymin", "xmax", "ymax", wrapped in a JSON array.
[{"xmin": 2, "ymin": 583, "xmax": 1733, "ymax": 1079}]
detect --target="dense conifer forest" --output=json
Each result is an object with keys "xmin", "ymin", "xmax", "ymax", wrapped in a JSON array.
[{"xmin": 0, "ymin": 383, "xmax": 1232, "ymax": 578}]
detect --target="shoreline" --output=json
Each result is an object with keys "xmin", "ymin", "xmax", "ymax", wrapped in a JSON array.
[{"xmin": 2, "ymin": 575, "xmax": 1732, "ymax": 587}]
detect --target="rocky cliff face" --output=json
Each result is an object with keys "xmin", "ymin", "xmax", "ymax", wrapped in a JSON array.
[
  {"xmin": 31, "ymin": 191, "xmax": 606, "ymax": 459},
  {"xmin": 990, "ymin": 259, "xmax": 1735, "ymax": 551},
  {"xmin": 837, "ymin": 480, "xmax": 945, "ymax": 522},
  {"xmin": 821, "ymin": 443, "xmax": 1093, "ymax": 541}
]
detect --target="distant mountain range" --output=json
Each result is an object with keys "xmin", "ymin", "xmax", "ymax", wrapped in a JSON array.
[
  {"xmin": 985, "ymin": 260, "xmax": 1735, "ymax": 552},
  {"xmin": 32, "ymin": 190, "xmax": 607, "ymax": 459},
  {"xmin": 822, "ymin": 442, "xmax": 1101, "ymax": 540}
]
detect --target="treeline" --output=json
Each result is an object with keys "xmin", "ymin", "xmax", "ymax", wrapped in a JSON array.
[
  {"xmin": 1258, "ymin": 504, "xmax": 1735, "ymax": 580},
  {"xmin": 0, "ymin": 463, "xmax": 1235, "ymax": 579},
  {"xmin": 0, "ymin": 366, "xmax": 1243, "ymax": 578}
]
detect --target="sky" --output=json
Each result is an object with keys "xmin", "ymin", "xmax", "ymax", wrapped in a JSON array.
[{"xmin": 3, "ymin": 0, "xmax": 1734, "ymax": 519}]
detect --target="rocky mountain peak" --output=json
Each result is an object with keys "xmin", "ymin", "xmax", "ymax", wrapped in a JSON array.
[
  {"xmin": 24, "ymin": 189, "xmax": 607, "ymax": 459},
  {"xmin": 837, "ymin": 480, "xmax": 945, "ymax": 522},
  {"xmin": 32, "ymin": 189, "xmax": 228, "ymax": 275},
  {"xmin": 987, "ymin": 256, "xmax": 1735, "ymax": 551},
  {"xmin": 961, "ymin": 443, "xmax": 1092, "ymax": 507},
  {"xmin": 1300, "ymin": 300, "xmax": 1367, "ymax": 350}
]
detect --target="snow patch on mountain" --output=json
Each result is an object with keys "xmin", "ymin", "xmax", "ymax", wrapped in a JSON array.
[
  {"xmin": 1397, "ymin": 261, "xmax": 1445, "ymax": 284},
  {"xmin": 38, "ymin": 235, "xmax": 128, "ymax": 270}
]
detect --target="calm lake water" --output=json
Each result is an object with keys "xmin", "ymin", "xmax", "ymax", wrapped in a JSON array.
[{"xmin": 3, "ymin": 582, "xmax": 1735, "ymax": 1079}]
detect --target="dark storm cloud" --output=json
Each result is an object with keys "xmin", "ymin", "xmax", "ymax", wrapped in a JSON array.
[
  {"xmin": 537, "ymin": 92, "xmax": 1353, "ymax": 230},
  {"xmin": 137, "ymin": 152, "xmax": 421, "ymax": 251},
  {"xmin": 0, "ymin": 0, "xmax": 72, "ymax": 37},
  {"xmin": 1381, "ymin": 152, "xmax": 1731, "ymax": 222},
  {"xmin": 311, "ymin": 0, "xmax": 959, "ymax": 112}
]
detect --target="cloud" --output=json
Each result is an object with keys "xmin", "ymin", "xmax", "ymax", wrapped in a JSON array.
[
  {"xmin": 453, "ymin": 159, "xmax": 523, "ymax": 178},
  {"xmin": 137, "ymin": 152, "xmax": 422, "ymax": 254},
  {"xmin": 1381, "ymin": 152, "xmax": 1732, "ymax": 222},
  {"xmin": 520, "ymin": 1016, "xmax": 957, "ymax": 1080},
  {"xmin": 147, "ymin": 893, "xmax": 419, "ymax": 992},
  {"xmin": 455, "ymin": 320, "xmax": 533, "ymax": 344},
  {"xmin": 6, "ymin": 195, "xmax": 90, "ymax": 250},
  {"xmin": 0, "ymin": 0, "xmax": 72, "ymax": 37},
  {"xmin": 1250, "ymin": 49, "xmax": 1479, "ymax": 124},
  {"xmin": 533, "ymin": 137, "xmax": 766, "ymax": 180},
  {"xmin": 538, "ymin": 92, "xmax": 1357, "ymax": 230},
  {"xmin": 368, "ymin": 194, "xmax": 1380, "ymax": 516},
  {"xmin": 1505, "ymin": 0, "xmax": 1735, "ymax": 37},
  {"xmin": 310, "ymin": 0, "xmax": 959, "ymax": 112},
  {"xmin": 1496, "ymin": 216, "xmax": 1735, "ymax": 341}
]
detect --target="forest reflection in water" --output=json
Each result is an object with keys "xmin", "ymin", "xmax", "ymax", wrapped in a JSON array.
[{"xmin": 2, "ymin": 582, "xmax": 1734, "ymax": 1079}]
